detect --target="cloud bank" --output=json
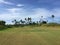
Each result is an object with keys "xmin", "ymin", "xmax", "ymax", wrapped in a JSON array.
[
  {"xmin": 0, "ymin": 7, "xmax": 60, "ymax": 24},
  {"xmin": 0, "ymin": 0, "xmax": 60, "ymax": 24},
  {"xmin": 0, "ymin": 0, "xmax": 13, "ymax": 5}
]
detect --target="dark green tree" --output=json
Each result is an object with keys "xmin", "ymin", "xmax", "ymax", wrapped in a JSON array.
[
  {"xmin": 0, "ymin": 20, "xmax": 6, "ymax": 25},
  {"xmin": 0, "ymin": 20, "xmax": 6, "ymax": 30}
]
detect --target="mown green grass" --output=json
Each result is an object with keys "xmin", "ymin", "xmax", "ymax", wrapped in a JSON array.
[{"xmin": 0, "ymin": 26, "xmax": 60, "ymax": 45}]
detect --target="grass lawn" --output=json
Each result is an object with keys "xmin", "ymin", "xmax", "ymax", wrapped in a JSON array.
[{"xmin": 0, "ymin": 26, "xmax": 60, "ymax": 45}]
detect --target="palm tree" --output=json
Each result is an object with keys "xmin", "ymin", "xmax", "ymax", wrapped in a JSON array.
[
  {"xmin": 41, "ymin": 16, "xmax": 43, "ymax": 18},
  {"xmin": 24, "ymin": 17, "xmax": 32, "ymax": 25},
  {"xmin": 12, "ymin": 19, "xmax": 17, "ymax": 25},
  {"xmin": 25, "ymin": 18, "xmax": 27, "ymax": 21},
  {"xmin": 40, "ymin": 16, "xmax": 43, "ymax": 23},
  {"xmin": 29, "ymin": 17, "xmax": 32, "ymax": 22},
  {"xmin": 51, "ymin": 15, "xmax": 55, "ymax": 22},
  {"xmin": 20, "ymin": 19, "xmax": 25, "ymax": 25},
  {"xmin": 28, "ymin": 17, "xmax": 30, "ymax": 22},
  {"xmin": 20, "ymin": 19, "xmax": 23, "ymax": 24},
  {"xmin": 25, "ymin": 18, "xmax": 27, "ymax": 24},
  {"xmin": 28, "ymin": 17, "xmax": 32, "ymax": 24},
  {"xmin": 39, "ymin": 16, "xmax": 44, "ymax": 25}
]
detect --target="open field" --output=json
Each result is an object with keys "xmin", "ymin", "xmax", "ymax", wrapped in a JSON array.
[{"xmin": 0, "ymin": 26, "xmax": 60, "ymax": 45}]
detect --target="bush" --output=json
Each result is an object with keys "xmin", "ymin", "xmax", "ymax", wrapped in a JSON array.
[
  {"xmin": 47, "ymin": 23, "xmax": 60, "ymax": 26},
  {"xmin": 0, "ymin": 21, "xmax": 6, "ymax": 25},
  {"xmin": 6, "ymin": 25, "xmax": 13, "ymax": 28},
  {"xmin": 0, "ymin": 25, "xmax": 7, "ymax": 30}
]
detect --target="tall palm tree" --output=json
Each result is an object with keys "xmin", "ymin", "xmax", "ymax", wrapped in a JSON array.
[
  {"xmin": 39, "ymin": 16, "xmax": 44, "ymax": 25},
  {"xmin": 40, "ymin": 16, "xmax": 43, "ymax": 23},
  {"xmin": 52, "ymin": 15, "xmax": 55, "ymax": 18},
  {"xmin": 25, "ymin": 18, "xmax": 27, "ymax": 21},
  {"xmin": 20, "ymin": 19, "xmax": 23, "ymax": 24},
  {"xmin": 28, "ymin": 17, "xmax": 30, "ymax": 22},
  {"xmin": 29, "ymin": 17, "xmax": 32, "ymax": 22},
  {"xmin": 28, "ymin": 17, "xmax": 32, "ymax": 24},
  {"xmin": 51, "ymin": 15, "xmax": 55, "ymax": 22},
  {"xmin": 25, "ymin": 18, "xmax": 27, "ymax": 24}
]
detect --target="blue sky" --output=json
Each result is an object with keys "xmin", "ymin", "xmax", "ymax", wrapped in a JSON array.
[{"xmin": 0, "ymin": 0, "xmax": 60, "ymax": 24}]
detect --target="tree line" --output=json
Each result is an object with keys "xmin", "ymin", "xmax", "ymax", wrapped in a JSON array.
[
  {"xmin": 0, "ymin": 15, "xmax": 55, "ymax": 26},
  {"xmin": 0, "ymin": 15, "xmax": 57, "ymax": 30}
]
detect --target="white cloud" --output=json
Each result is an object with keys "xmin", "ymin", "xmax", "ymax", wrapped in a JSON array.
[
  {"xmin": 51, "ymin": 8, "xmax": 60, "ymax": 17},
  {"xmin": 0, "ymin": 14, "xmax": 20, "ymax": 24},
  {"xmin": 7, "ymin": 8, "xmax": 20, "ymax": 13},
  {"xmin": 30, "ymin": 8, "xmax": 50, "ymax": 18},
  {"xmin": 30, "ymin": 8, "xmax": 60, "ymax": 18},
  {"xmin": 0, "ymin": 7, "xmax": 60, "ymax": 24},
  {"xmin": 0, "ymin": 14, "xmax": 19, "ymax": 20},
  {"xmin": 6, "ymin": 8, "xmax": 28, "ymax": 18},
  {"xmin": 2, "ymin": 8, "xmax": 60, "ymax": 19},
  {"xmin": 0, "ymin": 0, "xmax": 13, "ymax": 5},
  {"xmin": 16, "ymin": 4, "xmax": 24, "ymax": 7}
]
